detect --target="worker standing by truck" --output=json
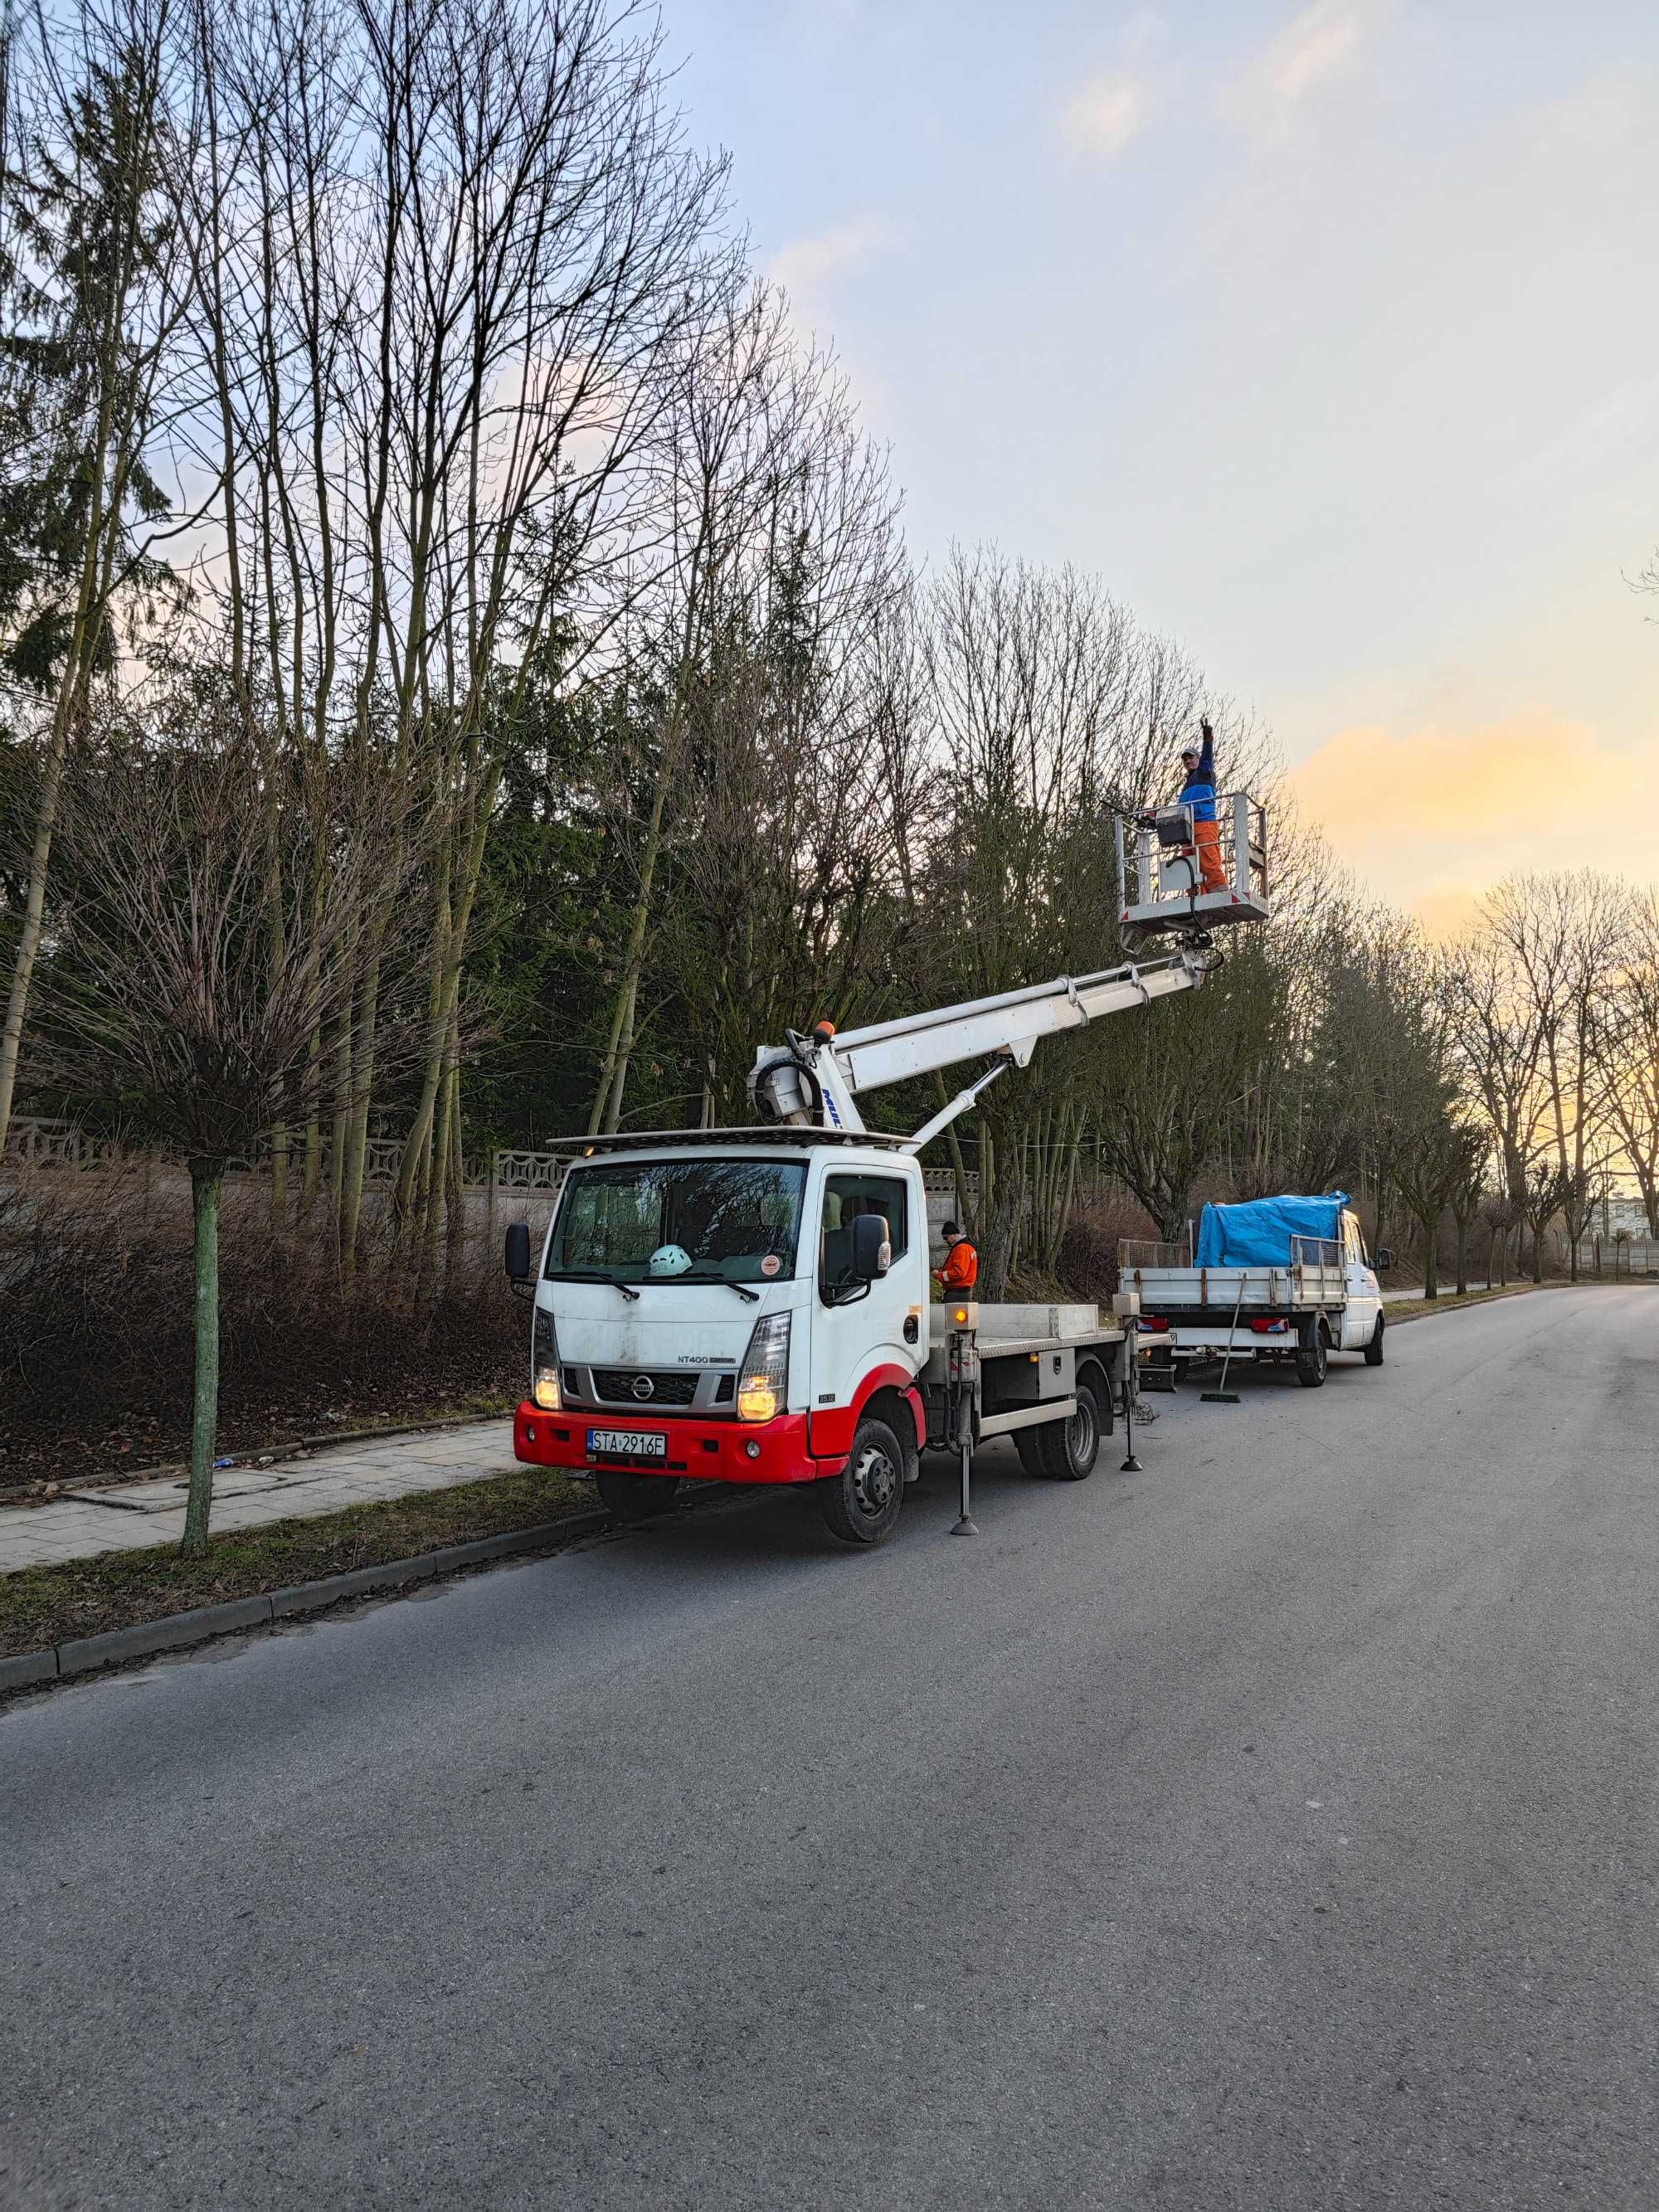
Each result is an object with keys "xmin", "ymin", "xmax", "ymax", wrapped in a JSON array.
[
  {"xmin": 1179, "ymin": 718, "xmax": 1226, "ymax": 893},
  {"xmin": 934, "ymin": 1220, "xmax": 979, "ymax": 1294}
]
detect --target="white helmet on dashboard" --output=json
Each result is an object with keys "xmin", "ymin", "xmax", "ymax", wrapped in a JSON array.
[{"xmin": 647, "ymin": 1243, "xmax": 693, "ymax": 1277}]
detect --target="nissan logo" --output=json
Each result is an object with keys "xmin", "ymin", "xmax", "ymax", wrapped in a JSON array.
[{"xmin": 631, "ymin": 1375, "xmax": 654, "ymax": 1402}]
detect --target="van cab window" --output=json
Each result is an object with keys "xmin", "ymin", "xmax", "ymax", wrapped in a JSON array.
[{"xmin": 820, "ymin": 1174, "xmax": 908, "ymax": 1301}]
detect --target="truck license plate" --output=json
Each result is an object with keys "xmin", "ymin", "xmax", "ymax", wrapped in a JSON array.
[{"xmin": 587, "ymin": 1427, "xmax": 667, "ymax": 1461}]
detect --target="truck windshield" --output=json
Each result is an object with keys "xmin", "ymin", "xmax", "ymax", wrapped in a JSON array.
[{"xmin": 547, "ymin": 1159, "xmax": 807, "ymax": 1286}]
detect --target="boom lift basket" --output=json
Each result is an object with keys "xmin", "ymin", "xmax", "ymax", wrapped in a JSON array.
[{"xmin": 1114, "ymin": 790, "xmax": 1271, "ymax": 954}]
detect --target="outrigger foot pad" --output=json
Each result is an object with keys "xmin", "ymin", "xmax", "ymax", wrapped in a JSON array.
[{"xmin": 951, "ymin": 1514, "xmax": 980, "ymax": 1536}]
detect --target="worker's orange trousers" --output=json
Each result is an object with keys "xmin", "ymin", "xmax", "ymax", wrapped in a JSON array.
[{"xmin": 1194, "ymin": 817, "xmax": 1226, "ymax": 892}]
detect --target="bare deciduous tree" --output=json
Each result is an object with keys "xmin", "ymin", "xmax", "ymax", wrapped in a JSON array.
[{"xmin": 27, "ymin": 717, "xmax": 436, "ymax": 1551}]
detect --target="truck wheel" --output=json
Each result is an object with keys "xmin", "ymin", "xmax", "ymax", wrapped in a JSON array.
[
  {"xmin": 1365, "ymin": 1314, "xmax": 1385, "ymax": 1366},
  {"xmin": 1039, "ymin": 1375, "xmax": 1104, "ymax": 1479},
  {"xmin": 1014, "ymin": 1428, "xmax": 1048, "ymax": 1477},
  {"xmin": 820, "ymin": 1417, "xmax": 906, "ymax": 1545},
  {"xmin": 1082, "ymin": 1362, "xmax": 1115, "ymax": 1436},
  {"xmin": 596, "ymin": 1471, "xmax": 684, "ymax": 1523},
  {"xmin": 1295, "ymin": 1328, "xmax": 1328, "ymax": 1388}
]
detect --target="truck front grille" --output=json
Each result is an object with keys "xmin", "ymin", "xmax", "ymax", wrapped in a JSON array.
[{"xmin": 591, "ymin": 1369, "xmax": 699, "ymax": 1407}]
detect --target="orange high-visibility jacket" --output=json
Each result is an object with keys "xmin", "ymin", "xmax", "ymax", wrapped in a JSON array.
[{"xmin": 936, "ymin": 1237, "xmax": 979, "ymax": 1291}]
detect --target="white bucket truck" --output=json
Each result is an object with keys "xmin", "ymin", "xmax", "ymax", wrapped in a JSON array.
[{"xmin": 506, "ymin": 955, "xmax": 1213, "ymax": 1543}]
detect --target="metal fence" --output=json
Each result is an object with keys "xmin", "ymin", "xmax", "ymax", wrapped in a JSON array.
[{"xmin": 1573, "ymin": 1236, "xmax": 1658, "ymax": 1277}]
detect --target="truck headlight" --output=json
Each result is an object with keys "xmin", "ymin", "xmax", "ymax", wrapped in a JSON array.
[
  {"xmin": 737, "ymin": 1311, "xmax": 791, "ymax": 1423},
  {"xmin": 532, "ymin": 1306, "xmax": 561, "ymax": 1411}
]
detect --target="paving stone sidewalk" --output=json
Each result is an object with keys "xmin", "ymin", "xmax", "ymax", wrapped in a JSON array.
[{"xmin": 0, "ymin": 1421, "xmax": 519, "ymax": 1574}]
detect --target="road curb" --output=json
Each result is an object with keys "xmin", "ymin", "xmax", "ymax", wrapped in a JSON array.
[
  {"xmin": 0, "ymin": 1646, "xmax": 60, "ymax": 1691},
  {"xmin": 4, "ymin": 1507, "xmax": 614, "ymax": 1694}
]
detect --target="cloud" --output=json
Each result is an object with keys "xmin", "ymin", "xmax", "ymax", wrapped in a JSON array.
[
  {"xmin": 1222, "ymin": 2, "xmax": 1382, "ymax": 138},
  {"xmin": 1289, "ymin": 711, "xmax": 1659, "ymax": 919},
  {"xmin": 770, "ymin": 215, "xmax": 893, "ymax": 312},
  {"xmin": 1063, "ymin": 68, "xmax": 1159, "ymax": 161}
]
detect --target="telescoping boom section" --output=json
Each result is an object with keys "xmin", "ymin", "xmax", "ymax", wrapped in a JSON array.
[{"xmin": 749, "ymin": 950, "xmax": 1208, "ymax": 1147}]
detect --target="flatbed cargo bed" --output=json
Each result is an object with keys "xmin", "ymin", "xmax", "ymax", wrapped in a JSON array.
[
  {"xmin": 1124, "ymin": 1262, "xmax": 1348, "ymax": 1314},
  {"xmin": 923, "ymin": 1301, "xmax": 1122, "ymax": 1368}
]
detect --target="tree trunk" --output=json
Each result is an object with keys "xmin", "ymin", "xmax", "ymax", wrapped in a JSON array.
[
  {"xmin": 339, "ymin": 954, "xmax": 381, "ymax": 1279},
  {"xmin": 592, "ymin": 766, "xmax": 669, "ymax": 1135},
  {"xmin": 979, "ymin": 1145, "xmax": 1025, "ymax": 1302},
  {"xmin": 0, "ymin": 733, "xmax": 69, "ymax": 1158},
  {"xmin": 934, "ymin": 1077, "xmax": 977, "ymax": 1239},
  {"xmin": 1422, "ymin": 1217, "xmax": 1438, "ymax": 1299},
  {"xmin": 181, "ymin": 1159, "xmax": 225, "ymax": 1558},
  {"xmin": 1455, "ymin": 1219, "xmax": 1468, "ymax": 1297}
]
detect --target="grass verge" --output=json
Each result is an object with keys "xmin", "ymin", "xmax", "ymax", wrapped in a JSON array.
[
  {"xmin": 0, "ymin": 1465, "xmax": 593, "ymax": 1660},
  {"xmin": 1383, "ymin": 1286, "xmax": 1539, "ymax": 1323}
]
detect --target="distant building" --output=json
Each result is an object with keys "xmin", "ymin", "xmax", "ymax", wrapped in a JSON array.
[{"xmin": 1599, "ymin": 1193, "xmax": 1652, "ymax": 1237}]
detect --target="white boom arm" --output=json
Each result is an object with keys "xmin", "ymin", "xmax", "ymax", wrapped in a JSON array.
[{"xmin": 749, "ymin": 951, "xmax": 1206, "ymax": 1150}]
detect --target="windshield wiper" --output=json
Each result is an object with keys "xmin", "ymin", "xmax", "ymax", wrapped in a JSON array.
[
  {"xmin": 546, "ymin": 1269, "xmax": 640, "ymax": 1302},
  {"xmin": 669, "ymin": 1270, "xmax": 760, "ymax": 1304}
]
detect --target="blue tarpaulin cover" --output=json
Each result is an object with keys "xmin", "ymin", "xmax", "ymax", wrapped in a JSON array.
[{"xmin": 1195, "ymin": 1192, "xmax": 1350, "ymax": 1267}]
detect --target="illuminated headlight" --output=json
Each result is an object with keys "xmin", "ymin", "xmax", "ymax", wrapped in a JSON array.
[
  {"xmin": 532, "ymin": 1306, "xmax": 561, "ymax": 1411},
  {"xmin": 737, "ymin": 1311, "xmax": 791, "ymax": 1423}
]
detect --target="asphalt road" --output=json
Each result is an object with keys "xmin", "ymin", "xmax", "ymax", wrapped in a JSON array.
[{"xmin": 5, "ymin": 1286, "xmax": 1656, "ymax": 2211}]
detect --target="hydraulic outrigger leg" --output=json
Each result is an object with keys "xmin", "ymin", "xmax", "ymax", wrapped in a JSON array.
[{"xmin": 951, "ymin": 1308, "xmax": 979, "ymax": 1535}]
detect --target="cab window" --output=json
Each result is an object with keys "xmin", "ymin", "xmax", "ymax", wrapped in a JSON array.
[{"xmin": 820, "ymin": 1174, "xmax": 908, "ymax": 1301}]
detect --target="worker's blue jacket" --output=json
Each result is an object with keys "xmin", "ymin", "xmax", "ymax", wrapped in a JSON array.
[{"xmin": 1180, "ymin": 727, "xmax": 1217, "ymax": 824}]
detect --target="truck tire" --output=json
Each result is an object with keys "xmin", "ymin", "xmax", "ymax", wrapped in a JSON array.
[
  {"xmin": 820, "ymin": 1416, "xmax": 907, "ymax": 1545},
  {"xmin": 596, "ymin": 1471, "xmax": 684, "ymax": 1523},
  {"xmin": 1082, "ymin": 1362, "xmax": 1116, "ymax": 1436},
  {"xmin": 1014, "ymin": 1429, "xmax": 1048, "ymax": 1478},
  {"xmin": 1038, "ymin": 1374, "xmax": 1105, "ymax": 1480},
  {"xmin": 1295, "ymin": 1325, "xmax": 1328, "ymax": 1388},
  {"xmin": 1364, "ymin": 1313, "xmax": 1385, "ymax": 1366}
]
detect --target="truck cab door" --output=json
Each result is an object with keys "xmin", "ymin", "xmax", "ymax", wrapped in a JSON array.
[
  {"xmin": 1340, "ymin": 1211, "xmax": 1380, "ymax": 1349},
  {"xmin": 809, "ymin": 1168, "xmax": 925, "ymax": 1456}
]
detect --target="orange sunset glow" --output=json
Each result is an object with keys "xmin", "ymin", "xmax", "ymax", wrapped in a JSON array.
[{"xmin": 1290, "ymin": 713, "xmax": 1659, "ymax": 926}]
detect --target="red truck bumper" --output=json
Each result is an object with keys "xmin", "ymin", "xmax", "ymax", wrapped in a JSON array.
[{"xmin": 513, "ymin": 1402, "xmax": 826, "ymax": 1485}]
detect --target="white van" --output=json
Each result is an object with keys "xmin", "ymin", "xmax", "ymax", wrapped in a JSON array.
[{"xmin": 1122, "ymin": 1204, "xmax": 1389, "ymax": 1388}]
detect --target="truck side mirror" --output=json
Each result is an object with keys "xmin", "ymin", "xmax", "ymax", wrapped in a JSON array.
[
  {"xmin": 852, "ymin": 1213, "xmax": 892, "ymax": 1282},
  {"xmin": 504, "ymin": 1222, "xmax": 532, "ymax": 1281},
  {"xmin": 1374, "ymin": 1247, "xmax": 1393, "ymax": 1273}
]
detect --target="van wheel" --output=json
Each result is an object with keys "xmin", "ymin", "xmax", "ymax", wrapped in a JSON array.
[
  {"xmin": 596, "ymin": 1471, "xmax": 684, "ymax": 1523},
  {"xmin": 1364, "ymin": 1314, "xmax": 1385, "ymax": 1366},
  {"xmin": 1039, "ymin": 1375, "xmax": 1104, "ymax": 1479},
  {"xmin": 1295, "ymin": 1328, "xmax": 1328, "ymax": 1388},
  {"xmin": 820, "ymin": 1417, "xmax": 906, "ymax": 1545}
]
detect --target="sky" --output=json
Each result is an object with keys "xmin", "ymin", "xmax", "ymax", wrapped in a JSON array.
[{"xmin": 662, "ymin": 0, "xmax": 1659, "ymax": 927}]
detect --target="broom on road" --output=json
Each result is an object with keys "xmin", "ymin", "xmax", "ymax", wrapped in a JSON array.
[{"xmin": 1200, "ymin": 1280, "xmax": 1247, "ymax": 1403}]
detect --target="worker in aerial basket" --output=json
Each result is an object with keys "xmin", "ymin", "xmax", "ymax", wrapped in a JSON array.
[
  {"xmin": 934, "ymin": 1220, "xmax": 979, "ymax": 1294},
  {"xmin": 1179, "ymin": 718, "xmax": 1228, "ymax": 894}
]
